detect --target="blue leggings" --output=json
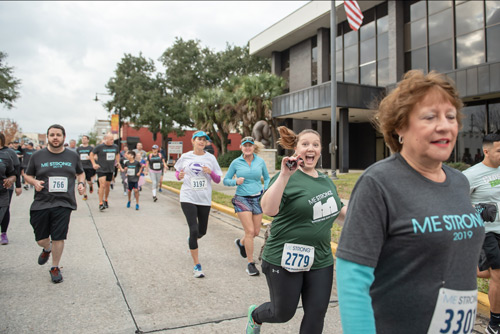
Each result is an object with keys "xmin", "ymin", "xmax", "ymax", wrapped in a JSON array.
[
  {"xmin": 181, "ymin": 202, "xmax": 211, "ymax": 250},
  {"xmin": 253, "ymin": 260, "xmax": 334, "ymax": 334}
]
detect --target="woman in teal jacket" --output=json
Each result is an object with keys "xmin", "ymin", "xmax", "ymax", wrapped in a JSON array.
[{"xmin": 224, "ymin": 136, "xmax": 270, "ymax": 276}]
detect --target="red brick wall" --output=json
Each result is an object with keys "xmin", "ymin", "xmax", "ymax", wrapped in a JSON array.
[{"xmin": 121, "ymin": 124, "xmax": 243, "ymax": 158}]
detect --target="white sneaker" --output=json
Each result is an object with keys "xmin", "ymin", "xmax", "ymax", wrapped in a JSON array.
[
  {"xmin": 193, "ymin": 263, "xmax": 205, "ymax": 278},
  {"xmin": 123, "ymin": 192, "xmax": 127, "ymax": 196}
]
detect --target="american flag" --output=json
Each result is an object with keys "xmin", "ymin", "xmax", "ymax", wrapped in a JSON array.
[{"xmin": 344, "ymin": 0, "xmax": 364, "ymax": 31}]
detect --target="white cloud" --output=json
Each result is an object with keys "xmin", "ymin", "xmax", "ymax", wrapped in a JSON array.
[{"xmin": 0, "ymin": 1, "xmax": 308, "ymax": 141}]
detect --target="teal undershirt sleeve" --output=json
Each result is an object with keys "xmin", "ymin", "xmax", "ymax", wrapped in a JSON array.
[{"xmin": 336, "ymin": 257, "xmax": 377, "ymax": 334}]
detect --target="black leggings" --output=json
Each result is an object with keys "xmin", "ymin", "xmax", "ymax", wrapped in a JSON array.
[
  {"xmin": 1, "ymin": 189, "xmax": 13, "ymax": 233},
  {"xmin": 252, "ymin": 260, "xmax": 334, "ymax": 334},
  {"xmin": 180, "ymin": 202, "xmax": 211, "ymax": 250}
]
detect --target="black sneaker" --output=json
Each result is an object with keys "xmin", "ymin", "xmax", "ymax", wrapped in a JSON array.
[
  {"xmin": 99, "ymin": 203, "xmax": 105, "ymax": 211},
  {"xmin": 235, "ymin": 238, "xmax": 247, "ymax": 258},
  {"xmin": 104, "ymin": 200, "xmax": 109, "ymax": 208},
  {"xmin": 486, "ymin": 324, "xmax": 500, "ymax": 334},
  {"xmin": 110, "ymin": 183, "xmax": 114, "ymax": 190},
  {"xmin": 246, "ymin": 262, "xmax": 260, "ymax": 276},
  {"xmin": 50, "ymin": 267, "xmax": 63, "ymax": 283},
  {"xmin": 38, "ymin": 249, "xmax": 51, "ymax": 265},
  {"xmin": 153, "ymin": 196, "xmax": 158, "ymax": 202}
]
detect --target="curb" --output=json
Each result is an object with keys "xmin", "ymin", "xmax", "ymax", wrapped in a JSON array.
[{"xmin": 158, "ymin": 181, "xmax": 490, "ymax": 317}]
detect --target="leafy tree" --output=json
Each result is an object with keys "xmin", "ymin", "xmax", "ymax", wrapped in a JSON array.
[
  {"xmin": 105, "ymin": 53, "xmax": 190, "ymax": 143},
  {"xmin": 188, "ymin": 87, "xmax": 233, "ymax": 155},
  {"xmin": 0, "ymin": 52, "xmax": 21, "ymax": 109},
  {"xmin": 0, "ymin": 118, "xmax": 21, "ymax": 144},
  {"xmin": 228, "ymin": 73, "xmax": 285, "ymax": 146}
]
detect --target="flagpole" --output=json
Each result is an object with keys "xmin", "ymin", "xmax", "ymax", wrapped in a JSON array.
[{"xmin": 330, "ymin": 0, "xmax": 337, "ymax": 179}]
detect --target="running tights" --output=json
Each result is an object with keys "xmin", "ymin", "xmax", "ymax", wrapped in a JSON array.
[
  {"xmin": 150, "ymin": 172, "xmax": 162, "ymax": 196},
  {"xmin": 252, "ymin": 260, "xmax": 334, "ymax": 334},
  {"xmin": 180, "ymin": 202, "xmax": 211, "ymax": 250},
  {"xmin": 1, "ymin": 189, "xmax": 13, "ymax": 233}
]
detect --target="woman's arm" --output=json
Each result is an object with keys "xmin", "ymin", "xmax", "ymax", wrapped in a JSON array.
[
  {"xmin": 336, "ymin": 257, "xmax": 376, "ymax": 334},
  {"xmin": 223, "ymin": 161, "xmax": 237, "ymax": 187},
  {"xmin": 260, "ymin": 156, "xmax": 300, "ymax": 216}
]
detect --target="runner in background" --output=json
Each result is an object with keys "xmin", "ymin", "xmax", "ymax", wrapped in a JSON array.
[
  {"xmin": 0, "ymin": 132, "xmax": 19, "ymax": 245},
  {"xmin": 21, "ymin": 142, "xmax": 35, "ymax": 190},
  {"xmin": 90, "ymin": 133, "xmax": 120, "ymax": 211},
  {"xmin": 174, "ymin": 130, "xmax": 222, "ymax": 278},
  {"xmin": 146, "ymin": 145, "xmax": 166, "ymax": 202},
  {"xmin": 224, "ymin": 136, "xmax": 270, "ymax": 276},
  {"xmin": 76, "ymin": 135, "xmax": 94, "ymax": 201},
  {"xmin": 122, "ymin": 150, "xmax": 143, "ymax": 210}
]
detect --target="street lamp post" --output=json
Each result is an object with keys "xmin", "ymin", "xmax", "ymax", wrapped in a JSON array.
[{"xmin": 94, "ymin": 93, "xmax": 121, "ymax": 147}]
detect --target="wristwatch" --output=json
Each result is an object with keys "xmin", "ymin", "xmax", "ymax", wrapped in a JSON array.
[{"xmin": 78, "ymin": 182, "xmax": 85, "ymax": 186}]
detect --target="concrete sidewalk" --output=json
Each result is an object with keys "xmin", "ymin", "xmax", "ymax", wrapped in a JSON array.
[{"xmin": 1, "ymin": 181, "xmax": 344, "ymax": 334}]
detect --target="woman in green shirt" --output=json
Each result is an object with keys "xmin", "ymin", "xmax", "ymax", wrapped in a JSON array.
[{"xmin": 246, "ymin": 126, "xmax": 347, "ymax": 334}]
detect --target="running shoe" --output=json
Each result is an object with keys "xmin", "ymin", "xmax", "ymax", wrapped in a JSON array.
[
  {"xmin": 246, "ymin": 305, "xmax": 261, "ymax": 334},
  {"xmin": 99, "ymin": 203, "xmax": 105, "ymax": 211},
  {"xmin": 1, "ymin": 232, "xmax": 8, "ymax": 245},
  {"xmin": 38, "ymin": 248, "xmax": 51, "ymax": 265},
  {"xmin": 139, "ymin": 186, "xmax": 142, "ymax": 191},
  {"xmin": 50, "ymin": 267, "xmax": 63, "ymax": 283},
  {"xmin": 127, "ymin": 201, "xmax": 131, "ymax": 208},
  {"xmin": 235, "ymin": 238, "xmax": 247, "ymax": 258},
  {"xmin": 246, "ymin": 262, "xmax": 260, "ymax": 276},
  {"xmin": 135, "ymin": 204, "xmax": 139, "ymax": 210},
  {"xmin": 158, "ymin": 188, "xmax": 162, "ymax": 193},
  {"xmin": 153, "ymin": 196, "xmax": 158, "ymax": 202},
  {"xmin": 89, "ymin": 183, "xmax": 93, "ymax": 193},
  {"xmin": 110, "ymin": 183, "xmax": 114, "ymax": 190},
  {"xmin": 123, "ymin": 191, "xmax": 127, "ymax": 196},
  {"xmin": 83, "ymin": 195, "xmax": 88, "ymax": 201},
  {"xmin": 104, "ymin": 200, "xmax": 109, "ymax": 209},
  {"xmin": 486, "ymin": 324, "xmax": 500, "ymax": 334},
  {"xmin": 23, "ymin": 184, "xmax": 29, "ymax": 190},
  {"xmin": 193, "ymin": 263, "xmax": 205, "ymax": 278}
]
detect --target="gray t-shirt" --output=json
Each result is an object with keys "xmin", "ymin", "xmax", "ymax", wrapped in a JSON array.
[
  {"xmin": 124, "ymin": 160, "xmax": 142, "ymax": 183},
  {"xmin": 92, "ymin": 144, "xmax": 119, "ymax": 173},
  {"xmin": 336, "ymin": 153, "xmax": 484, "ymax": 334},
  {"xmin": 25, "ymin": 148, "xmax": 83, "ymax": 211},
  {"xmin": 463, "ymin": 162, "xmax": 500, "ymax": 234},
  {"xmin": 0, "ymin": 147, "xmax": 21, "ymax": 188},
  {"xmin": 76, "ymin": 145, "xmax": 94, "ymax": 169}
]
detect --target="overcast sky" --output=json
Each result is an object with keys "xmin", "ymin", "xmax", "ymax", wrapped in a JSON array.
[{"xmin": 0, "ymin": 1, "xmax": 309, "ymax": 142}]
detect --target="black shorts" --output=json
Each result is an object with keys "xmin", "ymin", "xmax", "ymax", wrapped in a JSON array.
[
  {"xmin": 30, "ymin": 207, "xmax": 72, "ymax": 241},
  {"xmin": 479, "ymin": 232, "xmax": 500, "ymax": 271},
  {"xmin": 128, "ymin": 181, "xmax": 139, "ymax": 191},
  {"xmin": 84, "ymin": 168, "xmax": 96, "ymax": 181},
  {"xmin": 96, "ymin": 172, "xmax": 113, "ymax": 182}
]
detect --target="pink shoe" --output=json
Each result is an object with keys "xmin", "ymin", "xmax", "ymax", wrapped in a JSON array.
[{"xmin": 1, "ymin": 232, "xmax": 8, "ymax": 245}]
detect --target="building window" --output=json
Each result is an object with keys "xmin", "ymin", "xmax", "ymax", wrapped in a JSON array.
[
  {"xmin": 486, "ymin": 1, "xmax": 500, "ymax": 25},
  {"xmin": 281, "ymin": 49, "xmax": 290, "ymax": 93},
  {"xmin": 429, "ymin": 39, "xmax": 453, "ymax": 72},
  {"xmin": 487, "ymin": 24, "xmax": 500, "ymax": 63},
  {"xmin": 489, "ymin": 102, "xmax": 500, "ymax": 133},
  {"xmin": 456, "ymin": 30, "xmax": 485, "ymax": 68},
  {"xmin": 457, "ymin": 104, "xmax": 486, "ymax": 165},
  {"xmin": 311, "ymin": 36, "xmax": 318, "ymax": 86}
]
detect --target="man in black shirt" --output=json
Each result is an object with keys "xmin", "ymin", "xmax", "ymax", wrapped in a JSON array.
[
  {"xmin": 24, "ymin": 124, "xmax": 84, "ymax": 283},
  {"xmin": 90, "ymin": 133, "xmax": 120, "ymax": 211}
]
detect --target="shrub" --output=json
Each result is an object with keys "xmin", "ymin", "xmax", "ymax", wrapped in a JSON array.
[
  {"xmin": 444, "ymin": 162, "xmax": 471, "ymax": 172},
  {"xmin": 276, "ymin": 155, "xmax": 284, "ymax": 170},
  {"xmin": 217, "ymin": 150, "xmax": 242, "ymax": 168}
]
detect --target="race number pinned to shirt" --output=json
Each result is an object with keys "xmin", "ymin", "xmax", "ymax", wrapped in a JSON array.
[
  {"xmin": 153, "ymin": 163, "xmax": 161, "ymax": 170},
  {"xmin": 190, "ymin": 177, "xmax": 207, "ymax": 190},
  {"xmin": 48, "ymin": 177, "xmax": 68, "ymax": 192},
  {"xmin": 80, "ymin": 154, "xmax": 89, "ymax": 161},
  {"xmin": 427, "ymin": 288, "xmax": 477, "ymax": 334},
  {"xmin": 281, "ymin": 243, "xmax": 315, "ymax": 272},
  {"xmin": 127, "ymin": 168, "xmax": 136, "ymax": 176},
  {"xmin": 106, "ymin": 152, "xmax": 115, "ymax": 160}
]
